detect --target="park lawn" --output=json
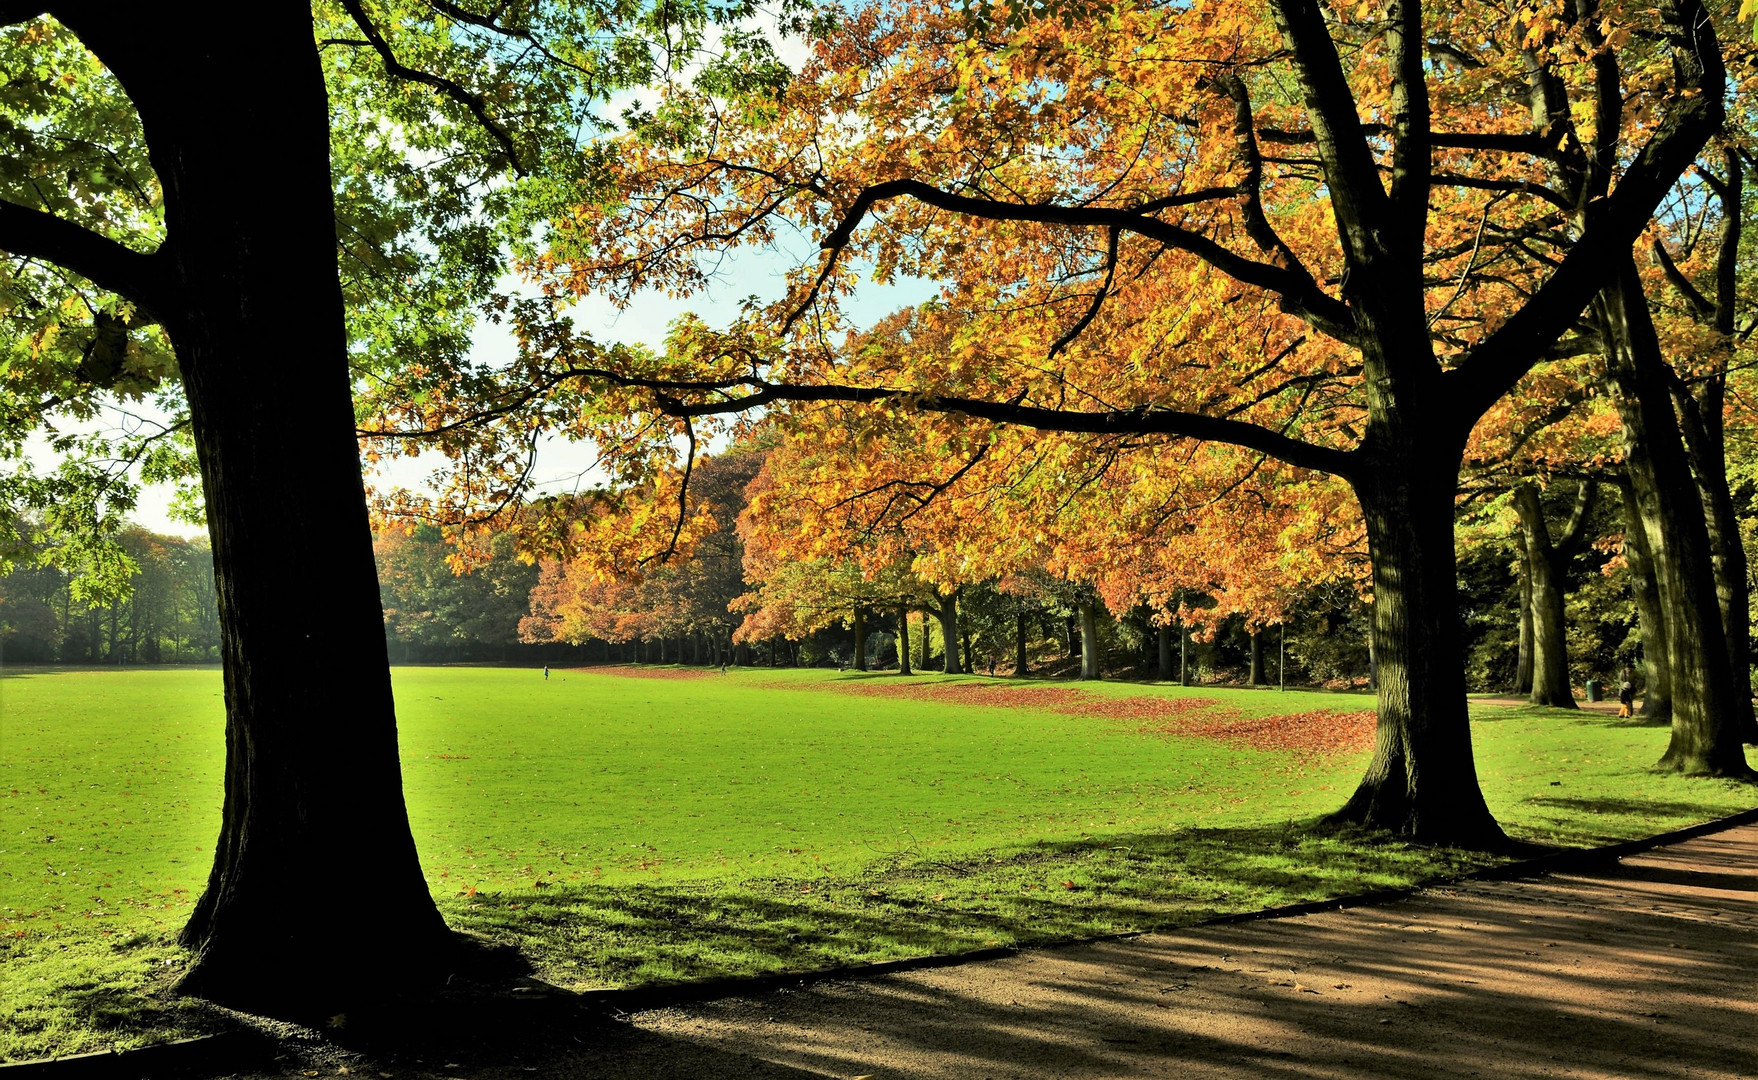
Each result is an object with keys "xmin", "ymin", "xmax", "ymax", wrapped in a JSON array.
[{"xmin": 2, "ymin": 665, "xmax": 1754, "ymax": 1060}]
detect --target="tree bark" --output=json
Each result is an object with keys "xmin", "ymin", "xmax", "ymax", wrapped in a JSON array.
[
  {"xmin": 1595, "ymin": 259, "xmax": 1751, "ymax": 774},
  {"xmin": 1248, "ymin": 629, "xmax": 1264, "ymax": 686},
  {"xmin": 896, "ymin": 608, "xmax": 912, "ymax": 675},
  {"xmin": 1673, "ymin": 383, "xmax": 1757, "ymax": 741},
  {"xmin": 49, "ymin": 4, "xmax": 456, "ymax": 1018},
  {"xmin": 1157, "ymin": 623, "xmax": 1173, "ymax": 681},
  {"xmin": 1078, "ymin": 600, "xmax": 1101, "ymax": 681},
  {"xmin": 1179, "ymin": 625, "xmax": 1190, "ymax": 687},
  {"xmin": 1330, "ymin": 441, "xmax": 1505, "ymax": 846},
  {"xmin": 852, "ymin": 605, "xmax": 867, "ymax": 671},
  {"xmin": 1510, "ymin": 483, "xmax": 1577, "ymax": 709},
  {"xmin": 1014, "ymin": 610, "xmax": 1029, "ymax": 676}
]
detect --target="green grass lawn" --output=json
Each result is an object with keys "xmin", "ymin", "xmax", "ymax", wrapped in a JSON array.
[{"xmin": 2, "ymin": 665, "xmax": 1753, "ymax": 1059}]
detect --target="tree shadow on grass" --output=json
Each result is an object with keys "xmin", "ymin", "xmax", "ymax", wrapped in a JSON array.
[{"xmin": 435, "ymin": 820, "xmax": 1495, "ymax": 1004}]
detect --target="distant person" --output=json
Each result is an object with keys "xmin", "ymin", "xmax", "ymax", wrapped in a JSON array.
[
  {"xmin": 720, "ymin": 659, "xmax": 727, "ymax": 675},
  {"xmin": 543, "ymin": 665, "xmax": 550, "ymax": 682},
  {"xmin": 1617, "ymin": 668, "xmax": 1634, "ymax": 718}
]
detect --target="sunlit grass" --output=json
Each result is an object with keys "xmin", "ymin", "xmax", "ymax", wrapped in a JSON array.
[{"xmin": 2, "ymin": 665, "xmax": 1752, "ymax": 1059}]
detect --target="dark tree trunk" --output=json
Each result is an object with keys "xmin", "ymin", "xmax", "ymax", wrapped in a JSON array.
[
  {"xmin": 1078, "ymin": 601, "xmax": 1101, "ymax": 681},
  {"xmin": 1331, "ymin": 441, "xmax": 1505, "ymax": 846},
  {"xmin": 1015, "ymin": 611, "xmax": 1029, "ymax": 676},
  {"xmin": 852, "ymin": 605, "xmax": 867, "ymax": 671},
  {"xmin": 54, "ymin": 5, "xmax": 455, "ymax": 1018},
  {"xmin": 937, "ymin": 593, "xmax": 962, "ymax": 675},
  {"xmin": 916, "ymin": 611, "xmax": 929, "ymax": 669},
  {"xmin": 896, "ymin": 608, "xmax": 912, "ymax": 675},
  {"xmin": 1510, "ymin": 483, "xmax": 1577, "ymax": 709},
  {"xmin": 1247, "ymin": 629, "xmax": 1264, "ymax": 686},
  {"xmin": 1179, "ymin": 625, "xmax": 1191, "ymax": 687},
  {"xmin": 1674, "ymin": 382, "xmax": 1758, "ymax": 741},
  {"xmin": 1596, "ymin": 260, "xmax": 1751, "ymax": 775},
  {"xmin": 1157, "ymin": 623, "xmax": 1173, "ymax": 682}
]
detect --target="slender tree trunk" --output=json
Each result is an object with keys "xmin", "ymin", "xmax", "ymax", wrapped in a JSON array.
[
  {"xmin": 1513, "ymin": 548, "xmax": 1534, "ymax": 696},
  {"xmin": 896, "ymin": 608, "xmax": 913, "ymax": 675},
  {"xmin": 1331, "ymin": 441, "xmax": 1505, "ymax": 846},
  {"xmin": 1510, "ymin": 484, "xmax": 1577, "ymax": 708},
  {"xmin": 1179, "ymin": 625, "xmax": 1190, "ymax": 687},
  {"xmin": 1078, "ymin": 600, "xmax": 1101, "ymax": 681},
  {"xmin": 1015, "ymin": 611, "xmax": 1029, "ymax": 676},
  {"xmin": 852, "ymin": 605, "xmax": 867, "ymax": 671},
  {"xmin": 1248, "ymin": 629, "xmax": 1264, "ymax": 686},
  {"xmin": 56, "ymin": 6, "xmax": 454, "ymax": 1018},
  {"xmin": 1596, "ymin": 260, "xmax": 1751, "ymax": 774}
]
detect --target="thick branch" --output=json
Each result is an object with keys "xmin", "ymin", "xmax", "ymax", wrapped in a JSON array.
[
  {"xmin": 0, "ymin": 197, "xmax": 172, "ymax": 319},
  {"xmin": 622, "ymin": 374, "xmax": 1357, "ymax": 478},
  {"xmin": 1266, "ymin": 0, "xmax": 1391, "ymax": 272},
  {"xmin": 1653, "ymin": 239, "xmax": 1714, "ymax": 322}
]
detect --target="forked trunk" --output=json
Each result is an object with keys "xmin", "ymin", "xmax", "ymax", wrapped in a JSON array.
[
  {"xmin": 1510, "ymin": 484, "xmax": 1576, "ymax": 709},
  {"xmin": 1331, "ymin": 445, "xmax": 1505, "ymax": 846},
  {"xmin": 62, "ymin": 6, "xmax": 456, "ymax": 1018}
]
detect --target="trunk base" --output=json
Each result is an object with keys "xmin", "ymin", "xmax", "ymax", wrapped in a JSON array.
[
  {"xmin": 1325, "ymin": 782, "xmax": 1510, "ymax": 851},
  {"xmin": 1652, "ymin": 748, "xmax": 1758, "ymax": 779},
  {"xmin": 177, "ymin": 925, "xmax": 510, "ymax": 1022}
]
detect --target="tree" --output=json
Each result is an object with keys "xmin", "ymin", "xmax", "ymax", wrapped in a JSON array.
[
  {"xmin": 0, "ymin": 0, "xmax": 793, "ymax": 1016},
  {"xmin": 1510, "ymin": 482, "xmax": 1597, "ymax": 708},
  {"xmin": 538, "ymin": 0, "xmax": 1738, "ymax": 840}
]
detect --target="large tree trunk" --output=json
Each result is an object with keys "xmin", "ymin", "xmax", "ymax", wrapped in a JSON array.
[
  {"xmin": 1157, "ymin": 623, "xmax": 1173, "ymax": 682},
  {"xmin": 852, "ymin": 605, "xmax": 867, "ymax": 671},
  {"xmin": 1674, "ymin": 382, "xmax": 1757, "ymax": 741},
  {"xmin": 1331, "ymin": 441, "xmax": 1505, "ymax": 846},
  {"xmin": 896, "ymin": 608, "xmax": 913, "ymax": 676},
  {"xmin": 1247, "ymin": 629, "xmax": 1264, "ymax": 686},
  {"xmin": 1179, "ymin": 625, "xmax": 1191, "ymax": 687},
  {"xmin": 1510, "ymin": 484, "xmax": 1576, "ymax": 709},
  {"xmin": 1078, "ymin": 600, "xmax": 1101, "ymax": 680},
  {"xmin": 1596, "ymin": 260, "xmax": 1751, "ymax": 775},
  {"xmin": 61, "ymin": 5, "xmax": 455, "ymax": 1018},
  {"xmin": 1015, "ymin": 611, "xmax": 1029, "ymax": 676}
]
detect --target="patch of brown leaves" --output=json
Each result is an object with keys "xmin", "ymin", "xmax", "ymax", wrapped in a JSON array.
[
  {"xmin": 816, "ymin": 678, "xmax": 1374, "ymax": 758},
  {"xmin": 587, "ymin": 664, "xmax": 716, "ymax": 681}
]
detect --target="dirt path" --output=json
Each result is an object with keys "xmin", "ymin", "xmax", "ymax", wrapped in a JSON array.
[
  {"xmin": 216, "ymin": 820, "xmax": 1758, "ymax": 1080},
  {"xmin": 609, "ymin": 823, "xmax": 1758, "ymax": 1079}
]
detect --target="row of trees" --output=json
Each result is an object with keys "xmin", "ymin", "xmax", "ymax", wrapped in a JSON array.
[{"xmin": 0, "ymin": 525, "xmax": 218, "ymax": 662}]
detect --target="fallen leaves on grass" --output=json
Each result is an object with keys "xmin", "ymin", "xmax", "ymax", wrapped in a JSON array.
[{"xmin": 585, "ymin": 665, "xmax": 716, "ymax": 681}]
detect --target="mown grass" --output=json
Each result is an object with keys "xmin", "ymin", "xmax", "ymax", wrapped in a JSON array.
[{"xmin": 2, "ymin": 666, "xmax": 1752, "ymax": 1059}]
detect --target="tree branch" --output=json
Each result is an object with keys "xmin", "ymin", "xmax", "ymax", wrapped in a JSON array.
[
  {"xmin": 340, "ymin": 0, "xmax": 526, "ymax": 176},
  {"xmin": 626, "ymin": 373, "xmax": 1357, "ymax": 478},
  {"xmin": 1444, "ymin": 0, "xmax": 1724, "ymax": 424},
  {"xmin": 0, "ymin": 197, "xmax": 173, "ymax": 319},
  {"xmin": 807, "ymin": 178, "xmax": 1356, "ymax": 345}
]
